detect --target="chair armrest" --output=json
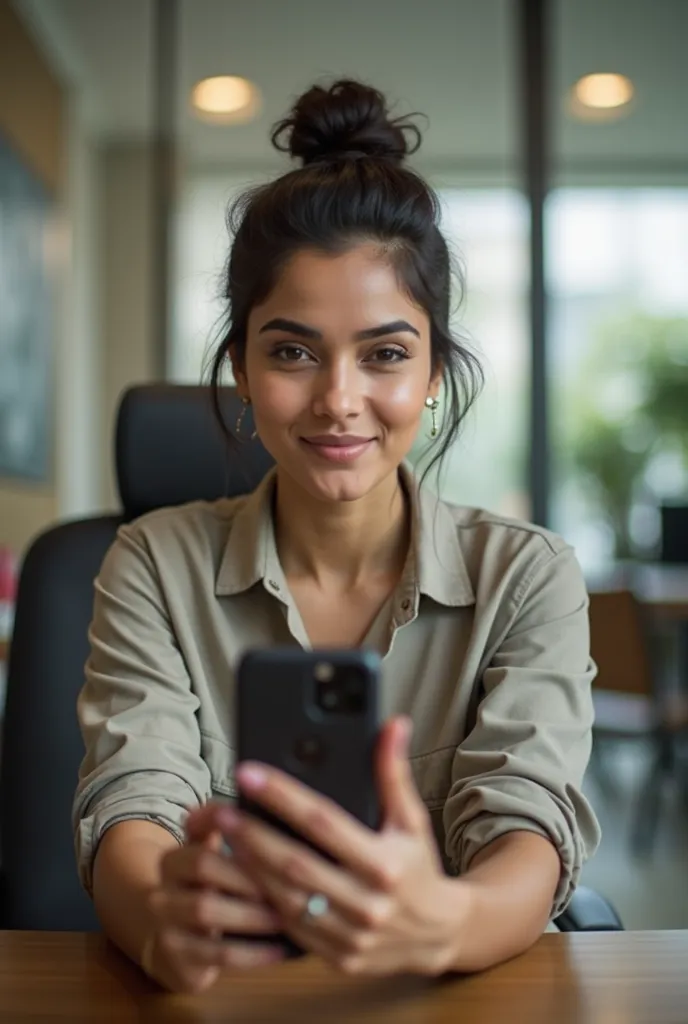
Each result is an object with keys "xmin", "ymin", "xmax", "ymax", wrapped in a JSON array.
[{"xmin": 553, "ymin": 885, "xmax": 624, "ymax": 932}]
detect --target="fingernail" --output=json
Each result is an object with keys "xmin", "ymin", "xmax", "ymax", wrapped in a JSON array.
[
  {"xmin": 397, "ymin": 717, "xmax": 412, "ymax": 755},
  {"xmin": 217, "ymin": 807, "xmax": 239, "ymax": 831},
  {"xmin": 237, "ymin": 764, "xmax": 267, "ymax": 790}
]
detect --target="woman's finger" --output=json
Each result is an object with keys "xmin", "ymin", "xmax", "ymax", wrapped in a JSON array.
[
  {"xmin": 243, "ymin": 868, "xmax": 356, "ymax": 963},
  {"xmin": 228, "ymin": 817, "xmax": 393, "ymax": 928},
  {"xmin": 229, "ymin": 769, "xmax": 384, "ymax": 886},
  {"xmin": 251, "ymin": 864, "xmax": 388, "ymax": 959},
  {"xmin": 279, "ymin": 906, "xmax": 382, "ymax": 974},
  {"xmin": 185, "ymin": 802, "xmax": 230, "ymax": 844},
  {"xmin": 161, "ymin": 844, "xmax": 263, "ymax": 900},
  {"xmin": 376, "ymin": 717, "xmax": 429, "ymax": 832},
  {"xmin": 159, "ymin": 928, "xmax": 285, "ymax": 971},
  {"xmin": 150, "ymin": 889, "xmax": 281, "ymax": 936}
]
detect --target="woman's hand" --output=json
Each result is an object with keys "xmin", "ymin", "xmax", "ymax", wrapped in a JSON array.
[
  {"xmin": 144, "ymin": 807, "xmax": 286, "ymax": 993},
  {"xmin": 212, "ymin": 717, "xmax": 467, "ymax": 977}
]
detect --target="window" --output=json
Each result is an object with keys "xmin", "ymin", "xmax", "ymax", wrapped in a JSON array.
[
  {"xmin": 547, "ymin": 189, "xmax": 688, "ymax": 570},
  {"xmin": 411, "ymin": 189, "xmax": 529, "ymax": 516}
]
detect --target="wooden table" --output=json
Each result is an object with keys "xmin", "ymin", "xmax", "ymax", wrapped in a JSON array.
[{"xmin": 0, "ymin": 930, "xmax": 686, "ymax": 1023}]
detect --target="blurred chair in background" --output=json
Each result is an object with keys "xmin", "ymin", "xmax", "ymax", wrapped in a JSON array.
[{"xmin": 589, "ymin": 589, "xmax": 688, "ymax": 858}]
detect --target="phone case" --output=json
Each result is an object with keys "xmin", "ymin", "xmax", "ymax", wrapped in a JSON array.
[
  {"xmin": 236, "ymin": 647, "xmax": 381, "ymax": 831},
  {"xmin": 234, "ymin": 647, "xmax": 382, "ymax": 958}
]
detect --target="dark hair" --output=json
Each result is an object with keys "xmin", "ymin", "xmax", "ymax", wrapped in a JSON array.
[{"xmin": 209, "ymin": 78, "xmax": 483, "ymax": 481}]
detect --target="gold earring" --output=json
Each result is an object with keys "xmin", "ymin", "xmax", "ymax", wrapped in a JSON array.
[
  {"xmin": 425, "ymin": 396, "xmax": 439, "ymax": 439},
  {"xmin": 235, "ymin": 396, "xmax": 257, "ymax": 441}
]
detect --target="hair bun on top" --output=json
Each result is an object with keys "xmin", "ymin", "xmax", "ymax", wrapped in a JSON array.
[{"xmin": 271, "ymin": 79, "xmax": 422, "ymax": 167}]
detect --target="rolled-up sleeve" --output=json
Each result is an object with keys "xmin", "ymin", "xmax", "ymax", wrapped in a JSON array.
[
  {"xmin": 73, "ymin": 523, "xmax": 212, "ymax": 896},
  {"xmin": 443, "ymin": 545, "xmax": 601, "ymax": 917}
]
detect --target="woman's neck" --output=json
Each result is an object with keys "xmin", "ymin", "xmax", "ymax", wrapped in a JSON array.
[{"xmin": 274, "ymin": 470, "xmax": 409, "ymax": 593}]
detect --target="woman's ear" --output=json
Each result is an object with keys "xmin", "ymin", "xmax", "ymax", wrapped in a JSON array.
[
  {"xmin": 228, "ymin": 346, "xmax": 249, "ymax": 401},
  {"xmin": 428, "ymin": 363, "xmax": 443, "ymax": 400}
]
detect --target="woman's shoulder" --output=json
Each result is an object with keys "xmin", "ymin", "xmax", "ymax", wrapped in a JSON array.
[
  {"xmin": 426, "ymin": 491, "xmax": 580, "ymax": 597},
  {"xmin": 445, "ymin": 500, "xmax": 569, "ymax": 557},
  {"xmin": 126, "ymin": 493, "xmax": 248, "ymax": 541},
  {"xmin": 104, "ymin": 494, "xmax": 253, "ymax": 583}
]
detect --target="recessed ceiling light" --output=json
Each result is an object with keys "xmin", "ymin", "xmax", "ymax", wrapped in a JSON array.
[
  {"xmin": 191, "ymin": 76, "xmax": 261, "ymax": 124},
  {"xmin": 568, "ymin": 73, "xmax": 635, "ymax": 122}
]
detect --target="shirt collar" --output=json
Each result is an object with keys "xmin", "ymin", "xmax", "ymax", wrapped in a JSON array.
[
  {"xmin": 400, "ymin": 462, "xmax": 475, "ymax": 609},
  {"xmin": 215, "ymin": 467, "xmax": 283, "ymax": 598},
  {"xmin": 215, "ymin": 463, "xmax": 475, "ymax": 609}
]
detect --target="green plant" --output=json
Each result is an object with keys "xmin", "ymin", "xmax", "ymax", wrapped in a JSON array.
[{"xmin": 564, "ymin": 313, "xmax": 688, "ymax": 558}]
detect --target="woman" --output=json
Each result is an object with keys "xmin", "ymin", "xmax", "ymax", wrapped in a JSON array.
[{"xmin": 73, "ymin": 79, "xmax": 600, "ymax": 994}]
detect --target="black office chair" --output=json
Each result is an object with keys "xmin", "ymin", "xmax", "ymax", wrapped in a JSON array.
[
  {"xmin": 0, "ymin": 385, "xmax": 273, "ymax": 930},
  {"xmin": 0, "ymin": 384, "xmax": 622, "ymax": 933}
]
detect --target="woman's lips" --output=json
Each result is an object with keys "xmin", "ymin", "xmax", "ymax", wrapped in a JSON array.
[{"xmin": 300, "ymin": 436, "xmax": 376, "ymax": 463}]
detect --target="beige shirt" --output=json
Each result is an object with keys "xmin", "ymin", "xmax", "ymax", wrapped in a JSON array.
[{"xmin": 73, "ymin": 465, "xmax": 600, "ymax": 917}]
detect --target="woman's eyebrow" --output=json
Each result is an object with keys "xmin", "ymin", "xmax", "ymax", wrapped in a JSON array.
[
  {"xmin": 258, "ymin": 317, "xmax": 420, "ymax": 340},
  {"xmin": 259, "ymin": 318, "xmax": 321, "ymax": 339},
  {"xmin": 355, "ymin": 320, "xmax": 420, "ymax": 340}
]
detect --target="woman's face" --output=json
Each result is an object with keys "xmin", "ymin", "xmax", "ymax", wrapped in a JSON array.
[{"xmin": 234, "ymin": 244, "xmax": 441, "ymax": 504}]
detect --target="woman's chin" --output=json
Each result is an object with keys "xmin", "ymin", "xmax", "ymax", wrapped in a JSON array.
[
  {"xmin": 289, "ymin": 463, "xmax": 377, "ymax": 504},
  {"xmin": 306, "ymin": 469, "xmax": 371, "ymax": 504}
]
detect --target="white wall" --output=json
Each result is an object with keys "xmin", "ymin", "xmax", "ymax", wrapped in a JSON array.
[
  {"xmin": 55, "ymin": 91, "xmax": 104, "ymax": 520},
  {"xmin": 100, "ymin": 141, "xmax": 158, "ymax": 508}
]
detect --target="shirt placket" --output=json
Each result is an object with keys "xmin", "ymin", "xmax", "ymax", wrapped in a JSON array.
[
  {"xmin": 262, "ymin": 574, "xmax": 311, "ymax": 650},
  {"xmin": 384, "ymin": 572, "xmax": 420, "ymax": 657}
]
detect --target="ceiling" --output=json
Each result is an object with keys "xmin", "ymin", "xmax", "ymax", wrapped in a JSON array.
[{"xmin": 14, "ymin": 0, "xmax": 688, "ymax": 181}]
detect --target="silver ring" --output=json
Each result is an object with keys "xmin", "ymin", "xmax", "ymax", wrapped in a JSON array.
[{"xmin": 301, "ymin": 892, "xmax": 330, "ymax": 923}]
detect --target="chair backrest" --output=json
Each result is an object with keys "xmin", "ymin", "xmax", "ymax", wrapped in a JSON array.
[
  {"xmin": 588, "ymin": 589, "xmax": 654, "ymax": 697},
  {"xmin": 0, "ymin": 385, "xmax": 274, "ymax": 930}
]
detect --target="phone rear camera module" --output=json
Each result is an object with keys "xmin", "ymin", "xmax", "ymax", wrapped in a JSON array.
[{"xmin": 315, "ymin": 667, "xmax": 367, "ymax": 714}]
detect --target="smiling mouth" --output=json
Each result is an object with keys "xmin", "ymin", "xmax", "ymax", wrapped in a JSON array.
[{"xmin": 299, "ymin": 436, "xmax": 377, "ymax": 463}]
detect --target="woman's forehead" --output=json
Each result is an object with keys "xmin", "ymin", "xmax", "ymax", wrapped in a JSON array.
[{"xmin": 254, "ymin": 247, "xmax": 427, "ymax": 323}]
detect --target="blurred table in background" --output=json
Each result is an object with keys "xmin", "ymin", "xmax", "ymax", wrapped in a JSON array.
[
  {"xmin": 587, "ymin": 563, "xmax": 688, "ymax": 621},
  {"xmin": 587, "ymin": 563, "xmax": 688, "ymax": 716}
]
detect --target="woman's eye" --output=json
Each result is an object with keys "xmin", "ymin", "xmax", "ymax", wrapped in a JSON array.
[
  {"xmin": 272, "ymin": 344, "xmax": 313, "ymax": 363},
  {"xmin": 368, "ymin": 346, "xmax": 409, "ymax": 364}
]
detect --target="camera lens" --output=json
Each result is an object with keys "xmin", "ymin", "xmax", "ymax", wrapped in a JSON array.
[
  {"xmin": 315, "ymin": 667, "xmax": 366, "ymax": 714},
  {"xmin": 320, "ymin": 687, "xmax": 340, "ymax": 710}
]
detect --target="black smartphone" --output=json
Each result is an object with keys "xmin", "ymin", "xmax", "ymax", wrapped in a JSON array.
[{"xmin": 234, "ymin": 647, "xmax": 382, "ymax": 957}]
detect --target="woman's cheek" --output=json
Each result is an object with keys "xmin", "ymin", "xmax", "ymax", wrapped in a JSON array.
[
  {"xmin": 374, "ymin": 374, "xmax": 428, "ymax": 428},
  {"xmin": 253, "ymin": 374, "xmax": 309, "ymax": 430}
]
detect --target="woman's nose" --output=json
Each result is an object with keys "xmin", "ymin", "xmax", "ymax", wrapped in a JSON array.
[{"xmin": 311, "ymin": 361, "xmax": 365, "ymax": 420}]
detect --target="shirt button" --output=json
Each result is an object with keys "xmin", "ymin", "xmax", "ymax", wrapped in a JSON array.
[
  {"xmin": 268, "ymin": 579, "xmax": 280, "ymax": 592},
  {"xmin": 401, "ymin": 598, "xmax": 411, "ymax": 611}
]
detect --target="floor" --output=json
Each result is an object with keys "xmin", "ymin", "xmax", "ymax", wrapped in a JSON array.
[{"xmin": 580, "ymin": 738, "xmax": 688, "ymax": 930}]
